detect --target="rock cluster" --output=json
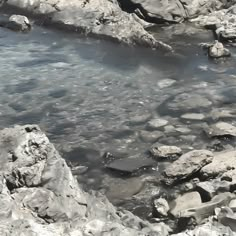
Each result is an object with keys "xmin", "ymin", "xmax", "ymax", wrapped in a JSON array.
[{"xmin": 0, "ymin": 125, "xmax": 169, "ymax": 236}]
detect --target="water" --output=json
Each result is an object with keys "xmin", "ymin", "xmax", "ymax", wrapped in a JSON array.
[{"xmin": 1, "ymin": 21, "xmax": 236, "ymax": 216}]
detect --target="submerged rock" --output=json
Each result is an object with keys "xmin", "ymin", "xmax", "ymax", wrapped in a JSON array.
[
  {"xmin": 205, "ymin": 122, "xmax": 236, "ymax": 138},
  {"xmin": 0, "ymin": 125, "xmax": 168, "ymax": 236},
  {"xmin": 162, "ymin": 150, "xmax": 213, "ymax": 185}
]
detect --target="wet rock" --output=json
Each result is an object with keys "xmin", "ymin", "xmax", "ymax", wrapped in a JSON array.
[
  {"xmin": 147, "ymin": 118, "xmax": 169, "ymax": 130},
  {"xmin": 0, "ymin": 125, "xmax": 168, "ymax": 236},
  {"xmin": 169, "ymin": 192, "xmax": 202, "ymax": 218},
  {"xmin": 163, "ymin": 150, "xmax": 213, "ymax": 186},
  {"xmin": 139, "ymin": 130, "xmax": 164, "ymax": 142},
  {"xmin": 150, "ymin": 144, "xmax": 182, "ymax": 160},
  {"xmin": 129, "ymin": 114, "xmax": 151, "ymax": 125},
  {"xmin": 208, "ymin": 41, "xmax": 231, "ymax": 59},
  {"xmin": 196, "ymin": 180, "xmax": 231, "ymax": 201},
  {"xmin": 71, "ymin": 165, "xmax": 88, "ymax": 175},
  {"xmin": 5, "ymin": 15, "xmax": 31, "ymax": 32},
  {"xmin": 1, "ymin": 0, "xmax": 172, "ymax": 50},
  {"xmin": 106, "ymin": 156, "xmax": 156, "ymax": 174},
  {"xmin": 181, "ymin": 113, "xmax": 205, "ymax": 121},
  {"xmin": 201, "ymin": 150, "xmax": 236, "ymax": 179},
  {"xmin": 204, "ymin": 122, "xmax": 236, "ymax": 138},
  {"xmin": 229, "ymin": 199, "xmax": 236, "ymax": 212},
  {"xmin": 153, "ymin": 197, "xmax": 169, "ymax": 218}
]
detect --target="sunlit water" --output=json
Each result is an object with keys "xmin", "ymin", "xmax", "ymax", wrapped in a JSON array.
[{"xmin": 1, "ymin": 20, "xmax": 236, "ymax": 216}]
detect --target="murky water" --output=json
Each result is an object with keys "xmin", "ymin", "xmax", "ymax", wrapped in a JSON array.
[{"xmin": 1, "ymin": 20, "xmax": 236, "ymax": 216}]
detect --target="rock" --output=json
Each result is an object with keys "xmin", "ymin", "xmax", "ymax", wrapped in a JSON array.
[
  {"xmin": 147, "ymin": 118, "xmax": 169, "ymax": 130},
  {"xmin": 106, "ymin": 155, "xmax": 156, "ymax": 174},
  {"xmin": 139, "ymin": 130, "xmax": 164, "ymax": 142},
  {"xmin": 218, "ymin": 207, "xmax": 236, "ymax": 232},
  {"xmin": 201, "ymin": 150, "xmax": 236, "ymax": 179},
  {"xmin": 0, "ymin": 125, "xmax": 168, "ymax": 236},
  {"xmin": 181, "ymin": 113, "xmax": 205, "ymax": 121},
  {"xmin": 163, "ymin": 150, "xmax": 213, "ymax": 185},
  {"xmin": 1, "ymin": 0, "xmax": 172, "ymax": 50},
  {"xmin": 196, "ymin": 180, "xmax": 231, "ymax": 201},
  {"xmin": 178, "ymin": 192, "xmax": 235, "ymax": 225},
  {"xmin": 169, "ymin": 192, "xmax": 202, "ymax": 218},
  {"xmin": 150, "ymin": 144, "xmax": 182, "ymax": 160},
  {"xmin": 204, "ymin": 122, "xmax": 236, "ymax": 138},
  {"xmin": 157, "ymin": 79, "xmax": 176, "ymax": 89},
  {"xmin": 208, "ymin": 41, "xmax": 231, "ymax": 58},
  {"xmin": 129, "ymin": 114, "xmax": 151, "ymax": 125},
  {"xmin": 5, "ymin": 15, "xmax": 31, "ymax": 32},
  {"xmin": 153, "ymin": 197, "xmax": 170, "ymax": 217},
  {"xmin": 172, "ymin": 222, "xmax": 236, "ymax": 236},
  {"xmin": 230, "ymin": 199, "xmax": 236, "ymax": 212},
  {"xmin": 71, "ymin": 165, "xmax": 88, "ymax": 175}
]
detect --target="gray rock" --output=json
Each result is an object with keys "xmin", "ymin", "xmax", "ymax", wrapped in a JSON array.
[
  {"xmin": 0, "ymin": 125, "xmax": 167, "ymax": 236},
  {"xmin": 147, "ymin": 118, "xmax": 169, "ymax": 130},
  {"xmin": 205, "ymin": 122, "xmax": 236, "ymax": 138},
  {"xmin": 157, "ymin": 79, "xmax": 176, "ymax": 89},
  {"xmin": 181, "ymin": 113, "xmax": 205, "ymax": 121},
  {"xmin": 163, "ymin": 150, "xmax": 213, "ymax": 185},
  {"xmin": 106, "ymin": 156, "xmax": 156, "ymax": 174},
  {"xmin": 129, "ymin": 114, "xmax": 151, "ymax": 125},
  {"xmin": 230, "ymin": 199, "xmax": 236, "ymax": 212},
  {"xmin": 169, "ymin": 191, "xmax": 202, "ymax": 218},
  {"xmin": 201, "ymin": 150, "xmax": 236, "ymax": 179},
  {"xmin": 208, "ymin": 41, "xmax": 231, "ymax": 58},
  {"xmin": 150, "ymin": 144, "xmax": 182, "ymax": 160},
  {"xmin": 6, "ymin": 15, "xmax": 31, "ymax": 32},
  {"xmin": 1, "ymin": 0, "xmax": 172, "ymax": 50},
  {"xmin": 153, "ymin": 197, "xmax": 170, "ymax": 218},
  {"xmin": 218, "ymin": 207, "xmax": 236, "ymax": 232},
  {"xmin": 196, "ymin": 180, "xmax": 231, "ymax": 201}
]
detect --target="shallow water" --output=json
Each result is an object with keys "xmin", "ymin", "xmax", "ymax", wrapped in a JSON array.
[{"xmin": 1, "ymin": 20, "xmax": 236, "ymax": 216}]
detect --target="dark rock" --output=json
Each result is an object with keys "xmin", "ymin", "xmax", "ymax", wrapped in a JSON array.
[
  {"xmin": 162, "ymin": 150, "xmax": 213, "ymax": 186},
  {"xmin": 196, "ymin": 180, "xmax": 231, "ymax": 201},
  {"xmin": 106, "ymin": 156, "xmax": 156, "ymax": 174}
]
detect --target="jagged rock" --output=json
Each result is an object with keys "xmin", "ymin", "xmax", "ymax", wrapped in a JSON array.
[
  {"xmin": 208, "ymin": 41, "xmax": 231, "ymax": 58},
  {"xmin": 0, "ymin": 0, "xmax": 172, "ymax": 50},
  {"xmin": 162, "ymin": 150, "xmax": 213, "ymax": 185},
  {"xmin": 153, "ymin": 197, "xmax": 170, "ymax": 217},
  {"xmin": 0, "ymin": 125, "xmax": 168, "ymax": 236},
  {"xmin": 150, "ymin": 144, "xmax": 182, "ymax": 160},
  {"xmin": 204, "ymin": 122, "xmax": 236, "ymax": 138}
]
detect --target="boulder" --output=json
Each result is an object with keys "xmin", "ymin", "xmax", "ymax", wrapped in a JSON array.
[
  {"xmin": 5, "ymin": 14, "xmax": 31, "ymax": 32},
  {"xmin": 0, "ymin": 125, "xmax": 168, "ymax": 236},
  {"xmin": 162, "ymin": 150, "xmax": 213, "ymax": 185},
  {"xmin": 0, "ymin": 0, "xmax": 172, "ymax": 50}
]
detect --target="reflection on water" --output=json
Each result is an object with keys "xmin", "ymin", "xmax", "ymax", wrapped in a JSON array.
[{"xmin": 1, "ymin": 23, "xmax": 236, "ymax": 205}]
